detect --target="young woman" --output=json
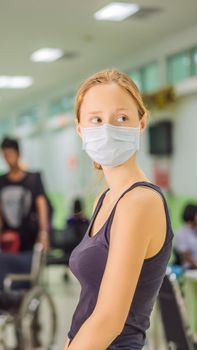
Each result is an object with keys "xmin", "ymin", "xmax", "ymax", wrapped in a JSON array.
[{"xmin": 64, "ymin": 69, "xmax": 174, "ymax": 350}]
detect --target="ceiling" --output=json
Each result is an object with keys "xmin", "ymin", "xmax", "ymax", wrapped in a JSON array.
[{"xmin": 0, "ymin": 0, "xmax": 197, "ymax": 116}]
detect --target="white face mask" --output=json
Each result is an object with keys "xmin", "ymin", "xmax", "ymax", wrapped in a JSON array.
[{"xmin": 81, "ymin": 123, "xmax": 140, "ymax": 167}]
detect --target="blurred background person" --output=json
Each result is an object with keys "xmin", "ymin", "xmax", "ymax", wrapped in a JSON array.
[
  {"xmin": 63, "ymin": 198, "xmax": 89, "ymax": 281},
  {"xmin": 174, "ymin": 204, "xmax": 197, "ymax": 269},
  {"xmin": 65, "ymin": 197, "xmax": 90, "ymax": 247},
  {"xmin": 0, "ymin": 137, "xmax": 50, "ymax": 289},
  {"xmin": 67, "ymin": 197, "xmax": 89, "ymax": 226}
]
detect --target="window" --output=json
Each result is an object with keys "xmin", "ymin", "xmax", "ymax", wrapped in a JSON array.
[
  {"xmin": 17, "ymin": 108, "xmax": 38, "ymax": 126},
  {"xmin": 50, "ymin": 99, "xmax": 63, "ymax": 116},
  {"xmin": 192, "ymin": 47, "xmax": 197, "ymax": 75},
  {"xmin": 142, "ymin": 62, "xmax": 160, "ymax": 93},
  {"xmin": 0, "ymin": 119, "xmax": 12, "ymax": 138},
  {"xmin": 128, "ymin": 70, "xmax": 142, "ymax": 91},
  {"xmin": 50, "ymin": 95, "xmax": 75, "ymax": 117},
  {"xmin": 167, "ymin": 52, "xmax": 191, "ymax": 84},
  {"xmin": 63, "ymin": 95, "xmax": 75, "ymax": 112}
]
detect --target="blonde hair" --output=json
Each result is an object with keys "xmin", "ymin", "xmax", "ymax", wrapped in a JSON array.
[{"xmin": 75, "ymin": 69, "xmax": 149, "ymax": 170}]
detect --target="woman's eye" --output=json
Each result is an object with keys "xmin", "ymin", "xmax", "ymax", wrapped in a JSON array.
[
  {"xmin": 117, "ymin": 115, "xmax": 128, "ymax": 122},
  {"xmin": 91, "ymin": 117, "xmax": 102, "ymax": 124}
]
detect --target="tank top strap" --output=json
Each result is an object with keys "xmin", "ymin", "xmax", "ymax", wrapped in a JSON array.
[
  {"xmin": 105, "ymin": 181, "xmax": 173, "ymax": 245},
  {"xmin": 88, "ymin": 188, "xmax": 109, "ymax": 228}
]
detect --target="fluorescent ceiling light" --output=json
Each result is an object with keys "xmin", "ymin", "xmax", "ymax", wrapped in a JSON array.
[
  {"xmin": 94, "ymin": 2, "xmax": 140, "ymax": 21},
  {"xmin": 31, "ymin": 48, "xmax": 64, "ymax": 62},
  {"xmin": 0, "ymin": 76, "xmax": 33, "ymax": 89}
]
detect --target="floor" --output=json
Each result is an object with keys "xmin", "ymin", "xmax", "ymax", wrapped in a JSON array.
[{"xmin": 45, "ymin": 265, "xmax": 80, "ymax": 349}]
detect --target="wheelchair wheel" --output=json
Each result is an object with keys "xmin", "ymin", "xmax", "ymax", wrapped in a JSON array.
[
  {"xmin": 0, "ymin": 312, "xmax": 15, "ymax": 350},
  {"xmin": 16, "ymin": 285, "xmax": 57, "ymax": 349}
]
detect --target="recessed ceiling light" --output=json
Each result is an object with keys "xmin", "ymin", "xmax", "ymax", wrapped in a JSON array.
[
  {"xmin": 0, "ymin": 76, "xmax": 33, "ymax": 89},
  {"xmin": 31, "ymin": 48, "xmax": 64, "ymax": 62},
  {"xmin": 94, "ymin": 2, "xmax": 140, "ymax": 21}
]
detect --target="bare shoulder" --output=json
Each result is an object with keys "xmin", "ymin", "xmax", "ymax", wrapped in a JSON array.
[
  {"xmin": 118, "ymin": 184, "xmax": 165, "ymax": 214},
  {"xmin": 111, "ymin": 184, "xmax": 166, "ymax": 248}
]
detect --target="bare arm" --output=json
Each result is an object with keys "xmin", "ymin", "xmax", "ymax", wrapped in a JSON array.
[
  {"xmin": 36, "ymin": 195, "xmax": 49, "ymax": 250},
  {"xmin": 66, "ymin": 189, "xmax": 165, "ymax": 350}
]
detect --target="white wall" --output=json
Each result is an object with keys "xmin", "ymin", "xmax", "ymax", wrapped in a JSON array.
[
  {"xmin": 20, "ymin": 126, "xmax": 96, "ymax": 199},
  {"xmin": 171, "ymin": 93, "xmax": 197, "ymax": 196},
  {"xmin": 136, "ymin": 92, "xmax": 197, "ymax": 197}
]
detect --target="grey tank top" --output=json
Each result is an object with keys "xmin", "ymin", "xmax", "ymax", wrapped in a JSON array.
[{"xmin": 67, "ymin": 181, "xmax": 174, "ymax": 349}]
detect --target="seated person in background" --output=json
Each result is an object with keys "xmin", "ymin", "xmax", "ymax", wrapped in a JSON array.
[
  {"xmin": 174, "ymin": 204, "xmax": 197, "ymax": 269},
  {"xmin": 63, "ymin": 198, "xmax": 89, "ymax": 280},
  {"xmin": 0, "ymin": 137, "xmax": 49, "ymax": 289},
  {"xmin": 66, "ymin": 197, "xmax": 90, "ymax": 244},
  {"xmin": 67, "ymin": 198, "xmax": 89, "ymax": 225}
]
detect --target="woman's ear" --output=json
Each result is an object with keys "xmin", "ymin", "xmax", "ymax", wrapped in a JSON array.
[
  {"xmin": 139, "ymin": 113, "xmax": 148, "ymax": 134},
  {"xmin": 75, "ymin": 117, "xmax": 82, "ymax": 138}
]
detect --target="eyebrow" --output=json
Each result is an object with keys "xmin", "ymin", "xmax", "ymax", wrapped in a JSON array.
[{"xmin": 88, "ymin": 108, "xmax": 129, "ymax": 115}]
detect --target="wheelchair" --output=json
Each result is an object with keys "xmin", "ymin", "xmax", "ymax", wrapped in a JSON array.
[
  {"xmin": 0, "ymin": 243, "xmax": 57, "ymax": 350},
  {"xmin": 157, "ymin": 265, "xmax": 197, "ymax": 350}
]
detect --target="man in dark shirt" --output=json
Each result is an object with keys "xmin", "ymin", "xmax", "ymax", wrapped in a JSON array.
[{"xmin": 0, "ymin": 137, "xmax": 49, "ymax": 288}]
